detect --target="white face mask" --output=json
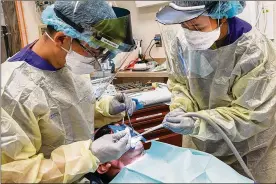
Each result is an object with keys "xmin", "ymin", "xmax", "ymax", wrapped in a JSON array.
[
  {"xmin": 183, "ymin": 24, "xmax": 221, "ymax": 50},
  {"xmin": 65, "ymin": 51, "xmax": 96, "ymax": 75},
  {"xmin": 45, "ymin": 32, "xmax": 96, "ymax": 74}
]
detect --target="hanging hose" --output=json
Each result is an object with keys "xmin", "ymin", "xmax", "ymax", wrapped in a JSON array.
[{"xmin": 183, "ymin": 112, "xmax": 256, "ymax": 181}]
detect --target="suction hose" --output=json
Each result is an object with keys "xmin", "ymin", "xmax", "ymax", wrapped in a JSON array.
[{"xmin": 183, "ymin": 113, "xmax": 255, "ymax": 181}]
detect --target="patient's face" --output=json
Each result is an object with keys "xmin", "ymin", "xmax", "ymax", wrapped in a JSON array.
[
  {"xmin": 118, "ymin": 140, "xmax": 144, "ymax": 166},
  {"xmin": 96, "ymin": 127, "xmax": 145, "ymax": 179}
]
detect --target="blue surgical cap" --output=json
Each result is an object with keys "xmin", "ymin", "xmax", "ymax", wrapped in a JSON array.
[
  {"xmin": 41, "ymin": 0, "xmax": 116, "ymax": 48},
  {"xmin": 172, "ymin": 1, "xmax": 246, "ymax": 19}
]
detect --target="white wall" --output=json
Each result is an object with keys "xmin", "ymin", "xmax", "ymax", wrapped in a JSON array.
[
  {"xmin": 1, "ymin": 4, "xmax": 5, "ymax": 26},
  {"xmin": 236, "ymin": 1, "xmax": 276, "ymax": 41},
  {"xmin": 21, "ymin": 2, "xmax": 41, "ymax": 44},
  {"xmin": 257, "ymin": 1, "xmax": 276, "ymax": 40},
  {"xmin": 19, "ymin": 1, "xmax": 276, "ymax": 51},
  {"xmin": 116, "ymin": 1, "xmax": 166, "ymax": 59}
]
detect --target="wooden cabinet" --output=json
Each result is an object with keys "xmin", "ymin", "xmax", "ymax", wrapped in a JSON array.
[{"xmin": 119, "ymin": 104, "xmax": 182, "ymax": 150}]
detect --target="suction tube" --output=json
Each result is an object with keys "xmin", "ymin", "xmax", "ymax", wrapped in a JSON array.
[{"xmin": 183, "ymin": 113, "xmax": 255, "ymax": 181}]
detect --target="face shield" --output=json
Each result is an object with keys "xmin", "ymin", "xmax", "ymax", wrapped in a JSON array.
[
  {"xmin": 157, "ymin": 1, "xmax": 223, "ymax": 78},
  {"xmin": 68, "ymin": 1, "xmax": 136, "ymax": 99}
]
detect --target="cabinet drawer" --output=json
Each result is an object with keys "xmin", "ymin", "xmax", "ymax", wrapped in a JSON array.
[
  {"xmin": 130, "ymin": 104, "xmax": 169, "ymax": 119},
  {"xmin": 141, "ymin": 128, "xmax": 172, "ymax": 140},
  {"xmin": 124, "ymin": 113, "xmax": 166, "ymax": 125},
  {"xmin": 125, "ymin": 117, "xmax": 164, "ymax": 130}
]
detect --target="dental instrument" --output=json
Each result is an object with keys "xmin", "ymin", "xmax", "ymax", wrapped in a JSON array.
[{"xmin": 139, "ymin": 124, "xmax": 164, "ymax": 136}]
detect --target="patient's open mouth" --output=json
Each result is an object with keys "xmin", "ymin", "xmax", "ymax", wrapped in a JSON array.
[{"xmin": 128, "ymin": 142, "xmax": 145, "ymax": 159}]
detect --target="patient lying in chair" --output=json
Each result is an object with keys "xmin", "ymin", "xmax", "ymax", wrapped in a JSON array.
[
  {"xmin": 86, "ymin": 124, "xmax": 253, "ymax": 184},
  {"xmin": 91, "ymin": 123, "xmax": 145, "ymax": 183}
]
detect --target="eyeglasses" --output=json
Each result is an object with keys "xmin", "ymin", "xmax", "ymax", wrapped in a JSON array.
[{"xmin": 75, "ymin": 39, "xmax": 111, "ymax": 63}]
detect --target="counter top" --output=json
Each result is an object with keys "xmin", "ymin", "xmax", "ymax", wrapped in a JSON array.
[{"xmin": 116, "ymin": 70, "xmax": 168, "ymax": 78}]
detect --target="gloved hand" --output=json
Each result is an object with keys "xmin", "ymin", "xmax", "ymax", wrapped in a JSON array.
[
  {"xmin": 162, "ymin": 108, "xmax": 195, "ymax": 135},
  {"xmin": 109, "ymin": 93, "xmax": 136, "ymax": 115},
  {"xmin": 91, "ymin": 128, "xmax": 131, "ymax": 163}
]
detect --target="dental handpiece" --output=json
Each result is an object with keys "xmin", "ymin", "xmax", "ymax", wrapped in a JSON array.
[{"xmin": 139, "ymin": 124, "xmax": 164, "ymax": 136}]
